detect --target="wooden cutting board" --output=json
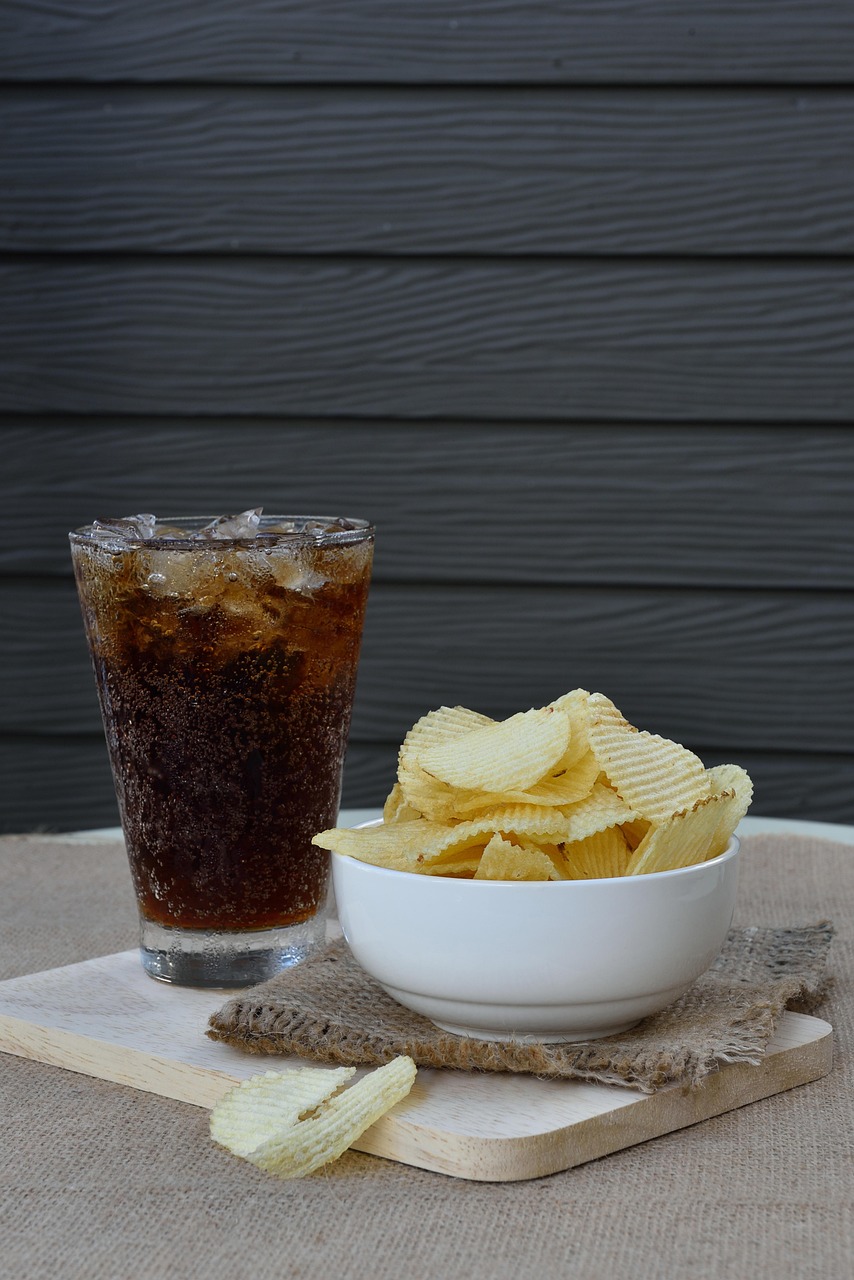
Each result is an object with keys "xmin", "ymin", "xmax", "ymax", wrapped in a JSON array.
[{"xmin": 0, "ymin": 950, "xmax": 832, "ymax": 1182}]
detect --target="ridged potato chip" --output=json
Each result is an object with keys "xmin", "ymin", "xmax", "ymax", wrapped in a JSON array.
[
  {"xmin": 625, "ymin": 791, "xmax": 735, "ymax": 876},
  {"xmin": 423, "ymin": 847, "xmax": 486, "ymax": 877},
  {"xmin": 313, "ymin": 798, "xmax": 626, "ymax": 872},
  {"xmin": 396, "ymin": 761, "xmax": 461, "ymax": 823},
  {"xmin": 562, "ymin": 826, "xmax": 632, "ymax": 880},
  {"xmin": 587, "ymin": 693, "xmax": 710, "ymax": 823},
  {"xmin": 400, "ymin": 705, "xmax": 495, "ymax": 764},
  {"xmin": 620, "ymin": 817, "xmax": 652, "ymax": 852},
  {"xmin": 703, "ymin": 763, "xmax": 754, "ymax": 858},
  {"xmin": 397, "ymin": 706, "xmax": 496, "ymax": 820},
  {"xmin": 382, "ymin": 782, "xmax": 422, "ymax": 825},
  {"xmin": 417, "ymin": 706, "xmax": 571, "ymax": 793},
  {"xmin": 560, "ymin": 782, "xmax": 639, "ymax": 843},
  {"xmin": 211, "ymin": 1058, "xmax": 416, "ymax": 1179},
  {"xmin": 474, "ymin": 834, "xmax": 553, "ymax": 881},
  {"xmin": 210, "ymin": 1067, "xmax": 356, "ymax": 1157},
  {"xmin": 450, "ymin": 749, "xmax": 600, "ymax": 814},
  {"xmin": 313, "ymin": 819, "xmax": 478, "ymax": 871},
  {"xmin": 549, "ymin": 688, "xmax": 592, "ymax": 756}
]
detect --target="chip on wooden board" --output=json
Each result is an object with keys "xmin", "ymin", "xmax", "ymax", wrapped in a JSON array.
[
  {"xmin": 210, "ymin": 1058, "xmax": 417, "ymax": 1179},
  {"xmin": 312, "ymin": 689, "xmax": 752, "ymax": 880}
]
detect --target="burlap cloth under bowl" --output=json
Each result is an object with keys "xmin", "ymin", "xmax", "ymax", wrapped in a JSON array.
[{"xmin": 208, "ymin": 921, "xmax": 833, "ymax": 1093}]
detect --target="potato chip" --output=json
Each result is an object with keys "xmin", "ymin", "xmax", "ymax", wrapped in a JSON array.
[
  {"xmin": 313, "ymin": 798, "xmax": 623, "ymax": 872},
  {"xmin": 450, "ymin": 749, "xmax": 600, "ymax": 815},
  {"xmin": 587, "ymin": 693, "xmax": 710, "ymax": 823},
  {"xmin": 399, "ymin": 705, "xmax": 495, "ymax": 766},
  {"xmin": 620, "ymin": 817, "xmax": 652, "ymax": 851},
  {"xmin": 701, "ymin": 763, "xmax": 753, "ymax": 858},
  {"xmin": 396, "ymin": 705, "xmax": 496, "ymax": 820},
  {"xmin": 560, "ymin": 782, "xmax": 639, "ymax": 844},
  {"xmin": 549, "ymin": 688, "xmax": 592, "ymax": 758},
  {"xmin": 562, "ymin": 826, "xmax": 632, "ymax": 879},
  {"xmin": 211, "ymin": 1058, "xmax": 417, "ymax": 1179},
  {"xmin": 396, "ymin": 761, "xmax": 461, "ymax": 823},
  {"xmin": 313, "ymin": 819, "xmax": 475, "ymax": 872},
  {"xmin": 416, "ymin": 706, "xmax": 571, "ymax": 793},
  {"xmin": 382, "ymin": 782, "xmax": 422, "ymax": 825},
  {"xmin": 210, "ymin": 1067, "xmax": 356, "ymax": 1157},
  {"xmin": 474, "ymin": 834, "xmax": 553, "ymax": 881},
  {"xmin": 422, "ymin": 846, "xmax": 486, "ymax": 876},
  {"xmin": 625, "ymin": 791, "xmax": 735, "ymax": 876}
]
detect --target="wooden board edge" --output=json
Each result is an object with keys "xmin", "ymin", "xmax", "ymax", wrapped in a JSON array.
[
  {"xmin": 352, "ymin": 1015, "xmax": 833, "ymax": 1181},
  {"xmin": 0, "ymin": 1014, "xmax": 239, "ymax": 1108}
]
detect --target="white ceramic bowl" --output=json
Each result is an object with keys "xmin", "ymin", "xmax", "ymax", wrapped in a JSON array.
[{"xmin": 332, "ymin": 830, "xmax": 739, "ymax": 1041}]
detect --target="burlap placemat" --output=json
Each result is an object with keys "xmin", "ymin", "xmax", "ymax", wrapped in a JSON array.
[{"xmin": 208, "ymin": 921, "xmax": 832, "ymax": 1092}]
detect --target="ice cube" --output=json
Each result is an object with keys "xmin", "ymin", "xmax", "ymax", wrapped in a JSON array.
[
  {"xmin": 195, "ymin": 508, "xmax": 263, "ymax": 540},
  {"xmin": 301, "ymin": 517, "xmax": 357, "ymax": 538},
  {"xmin": 90, "ymin": 514, "xmax": 157, "ymax": 545}
]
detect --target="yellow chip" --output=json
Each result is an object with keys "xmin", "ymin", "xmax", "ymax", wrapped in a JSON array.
[
  {"xmin": 396, "ymin": 761, "xmax": 461, "ymax": 822},
  {"xmin": 423, "ymin": 849, "xmax": 484, "ymax": 877},
  {"xmin": 620, "ymin": 817, "xmax": 652, "ymax": 851},
  {"xmin": 474, "ymin": 834, "xmax": 553, "ymax": 881},
  {"xmin": 704, "ymin": 762, "xmax": 754, "ymax": 854},
  {"xmin": 211, "ymin": 1058, "xmax": 417, "ymax": 1179},
  {"xmin": 560, "ymin": 782, "xmax": 639, "ymax": 843},
  {"xmin": 416, "ymin": 706, "xmax": 571, "ymax": 793},
  {"xmin": 399, "ymin": 705, "xmax": 496, "ymax": 766},
  {"xmin": 210, "ymin": 1067, "xmax": 356, "ymax": 1158},
  {"xmin": 382, "ymin": 782, "xmax": 422, "ymax": 825},
  {"xmin": 451, "ymin": 749, "xmax": 600, "ymax": 814},
  {"xmin": 312, "ymin": 819, "xmax": 476, "ymax": 871},
  {"xmin": 549, "ymin": 688, "xmax": 592, "ymax": 760},
  {"xmin": 587, "ymin": 693, "xmax": 710, "ymax": 823},
  {"xmin": 562, "ymin": 826, "xmax": 631, "ymax": 879},
  {"xmin": 625, "ymin": 791, "xmax": 735, "ymax": 875},
  {"xmin": 313, "ymin": 793, "xmax": 626, "ymax": 872}
]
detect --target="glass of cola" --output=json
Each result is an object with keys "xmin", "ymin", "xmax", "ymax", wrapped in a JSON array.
[{"xmin": 70, "ymin": 510, "xmax": 373, "ymax": 986}]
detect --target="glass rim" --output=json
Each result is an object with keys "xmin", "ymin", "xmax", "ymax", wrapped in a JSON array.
[{"xmin": 69, "ymin": 514, "xmax": 375, "ymax": 550}]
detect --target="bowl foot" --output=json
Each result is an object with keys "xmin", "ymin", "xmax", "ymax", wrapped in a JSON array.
[{"xmin": 429, "ymin": 1018, "xmax": 643, "ymax": 1043}]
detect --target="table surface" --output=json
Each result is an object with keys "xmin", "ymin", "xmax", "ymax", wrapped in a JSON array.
[{"xmin": 2, "ymin": 816, "xmax": 852, "ymax": 1280}]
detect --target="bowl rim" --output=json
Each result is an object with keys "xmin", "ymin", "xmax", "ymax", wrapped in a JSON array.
[{"xmin": 332, "ymin": 822, "xmax": 740, "ymax": 887}]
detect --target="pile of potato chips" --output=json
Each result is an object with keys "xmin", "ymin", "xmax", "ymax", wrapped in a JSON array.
[{"xmin": 313, "ymin": 690, "xmax": 753, "ymax": 879}]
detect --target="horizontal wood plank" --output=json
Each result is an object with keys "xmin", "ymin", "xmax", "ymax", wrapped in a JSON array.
[
  {"xmin": 5, "ymin": 87, "xmax": 854, "ymax": 253},
  {"xmin": 4, "ymin": 261, "xmax": 854, "ymax": 420},
  {"xmin": 3, "ymin": 578, "xmax": 853, "ymax": 753},
  {"xmin": 2, "ymin": 1, "xmax": 853, "ymax": 83},
  {"xmin": 1, "ymin": 735, "xmax": 851, "ymax": 833},
  {"xmin": 2, "ymin": 419, "xmax": 853, "ymax": 589}
]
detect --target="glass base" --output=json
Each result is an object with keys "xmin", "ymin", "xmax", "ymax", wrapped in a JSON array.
[{"xmin": 139, "ymin": 912, "xmax": 327, "ymax": 987}]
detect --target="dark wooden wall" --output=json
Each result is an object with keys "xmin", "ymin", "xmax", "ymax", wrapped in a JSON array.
[{"xmin": 2, "ymin": 2, "xmax": 854, "ymax": 831}]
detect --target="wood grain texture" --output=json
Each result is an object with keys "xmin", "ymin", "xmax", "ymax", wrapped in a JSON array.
[
  {"xmin": 4, "ymin": 260, "xmax": 854, "ymax": 420},
  {"xmin": 2, "ymin": 734, "xmax": 852, "ymax": 834},
  {"xmin": 3, "ymin": 420, "xmax": 852, "ymax": 588},
  {"xmin": 3, "ymin": 577, "xmax": 853, "ymax": 752},
  {"xmin": 2, "ymin": 1, "xmax": 853, "ymax": 83},
  {"xmin": 5, "ymin": 87, "xmax": 854, "ymax": 253}
]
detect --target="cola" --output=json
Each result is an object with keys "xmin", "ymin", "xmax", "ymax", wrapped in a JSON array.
[{"xmin": 70, "ymin": 513, "xmax": 373, "ymax": 984}]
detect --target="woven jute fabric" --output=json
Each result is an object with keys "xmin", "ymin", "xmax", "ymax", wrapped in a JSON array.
[
  {"xmin": 208, "ymin": 924, "xmax": 832, "ymax": 1091},
  {"xmin": 1, "ymin": 830, "xmax": 852, "ymax": 1280}
]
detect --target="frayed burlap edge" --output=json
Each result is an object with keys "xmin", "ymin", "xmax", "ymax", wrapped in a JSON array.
[{"xmin": 207, "ymin": 923, "xmax": 833, "ymax": 1093}]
